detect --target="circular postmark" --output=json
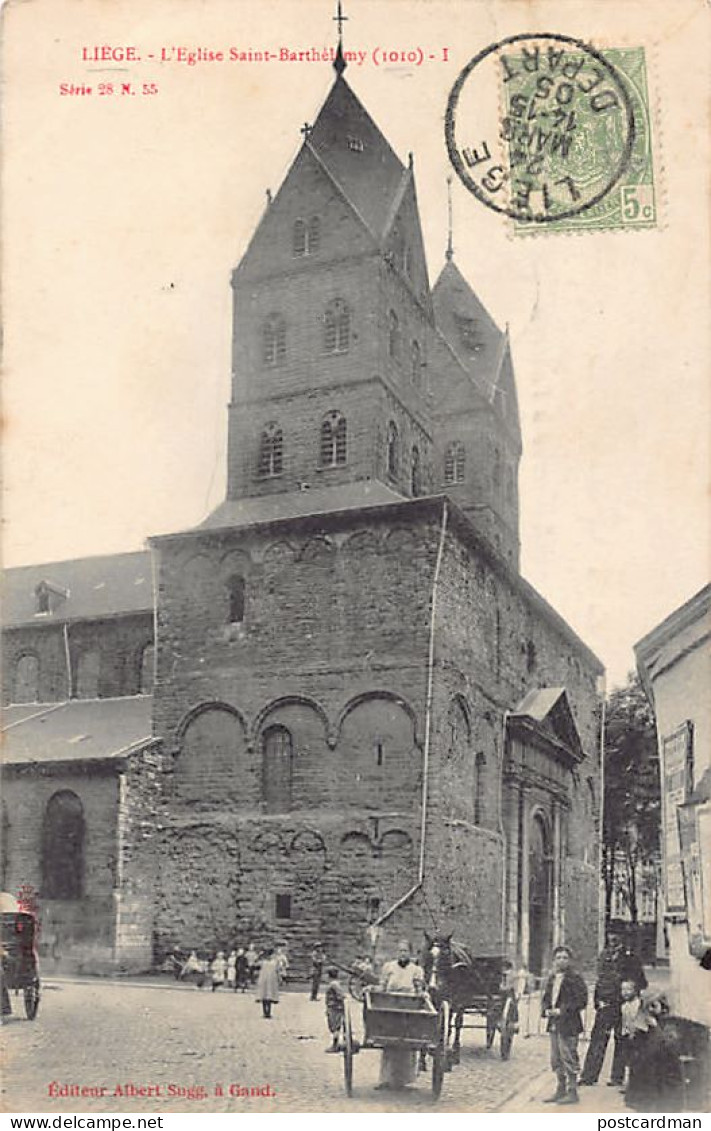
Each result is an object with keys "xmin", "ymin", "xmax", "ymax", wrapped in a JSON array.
[{"xmin": 445, "ymin": 33, "xmax": 636, "ymax": 224}]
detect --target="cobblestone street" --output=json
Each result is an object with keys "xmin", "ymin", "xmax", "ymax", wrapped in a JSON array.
[{"xmin": 0, "ymin": 977, "xmax": 611, "ymax": 1115}]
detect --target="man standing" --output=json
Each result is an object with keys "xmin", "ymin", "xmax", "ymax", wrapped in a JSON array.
[
  {"xmin": 541, "ymin": 944, "xmax": 588, "ymax": 1105},
  {"xmin": 579, "ymin": 932, "xmax": 625, "ymax": 1086},
  {"xmin": 580, "ymin": 932, "xmax": 648, "ymax": 1087},
  {"xmin": 309, "ymin": 942, "xmax": 325, "ymax": 1001}
]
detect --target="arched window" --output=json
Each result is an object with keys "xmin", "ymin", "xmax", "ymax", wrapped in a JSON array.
[
  {"xmin": 226, "ymin": 575, "xmax": 245, "ymax": 624},
  {"xmin": 258, "ymin": 423, "xmax": 284, "ymax": 477},
  {"xmin": 13, "ymin": 654, "xmax": 39, "ymax": 704},
  {"xmin": 411, "ymin": 340, "xmax": 422, "ymax": 390},
  {"xmin": 292, "ymin": 218, "xmax": 307, "ymax": 257},
  {"xmin": 387, "ymin": 421, "xmax": 399, "ymax": 478},
  {"xmin": 308, "ymin": 215, "xmax": 321, "ymax": 254},
  {"xmin": 42, "ymin": 790, "xmax": 84, "ymax": 899},
  {"xmin": 320, "ymin": 411, "xmax": 347, "ymax": 467},
  {"xmin": 324, "ymin": 299, "xmax": 350, "ymax": 354},
  {"xmin": 474, "ymin": 753, "xmax": 486, "ymax": 825},
  {"xmin": 411, "ymin": 445, "xmax": 422, "ymax": 497},
  {"xmin": 262, "ymin": 314, "xmax": 286, "ymax": 367},
  {"xmin": 292, "ymin": 216, "xmax": 321, "ymax": 257},
  {"xmin": 444, "ymin": 441, "xmax": 465, "ymax": 485},
  {"xmin": 139, "ymin": 643, "xmax": 155, "ymax": 694},
  {"xmin": 262, "ymin": 725, "xmax": 294, "ymax": 813},
  {"xmin": 388, "ymin": 310, "xmax": 400, "ymax": 359},
  {"xmin": 74, "ymin": 649, "xmax": 99, "ymax": 699}
]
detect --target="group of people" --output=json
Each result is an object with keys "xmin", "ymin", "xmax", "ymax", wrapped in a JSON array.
[
  {"xmin": 178, "ymin": 942, "xmax": 275, "ymax": 991},
  {"xmin": 541, "ymin": 935, "xmax": 679, "ymax": 1110}
]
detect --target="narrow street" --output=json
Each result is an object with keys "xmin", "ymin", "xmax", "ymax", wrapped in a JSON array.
[{"xmin": 1, "ymin": 977, "xmax": 630, "ymax": 1114}]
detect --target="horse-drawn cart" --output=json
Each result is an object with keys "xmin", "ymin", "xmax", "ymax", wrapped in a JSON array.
[
  {"xmin": 448, "ymin": 954, "xmax": 518, "ymax": 1062},
  {"xmin": 342, "ymin": 989, "xmax": 449, "ymax": 1099}
]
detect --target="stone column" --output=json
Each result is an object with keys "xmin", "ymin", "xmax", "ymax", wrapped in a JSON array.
[{"xmin": 552, "ymin": 800, "xmax": 562, "ymax": 949}]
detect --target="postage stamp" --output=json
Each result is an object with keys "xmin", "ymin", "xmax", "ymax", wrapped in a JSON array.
[{"xmin": 445, "ymin": 34, "xmax": 656, "ymax": 235}]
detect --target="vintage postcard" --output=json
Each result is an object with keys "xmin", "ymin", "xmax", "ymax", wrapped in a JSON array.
[{"xmin": 1, "ymin": 0, "xmax": 709, "ymax": 1117}]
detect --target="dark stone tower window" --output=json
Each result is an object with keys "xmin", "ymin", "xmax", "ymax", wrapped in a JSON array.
[
  {"xmin": 324, "ymin": 299, "xmax": 350, "ymax": 354},
  {"xmin": 275, "ymin": 893, "xmax": 292, "ymax": 919},
  {"xmin": 474, "ymin": 753, "xmax": 486, "ymax": 825},
  {"xmin": 262, "ymin": 314, "xmax": 286, "ymax": 367},
  {"xmin": 320, "ymin": 410, "xmax": 347, "ymax": 467},
  {"xmin": 387, "ymin": 421, "xmax": 399, "ymax": 478},
  {"xmin": 262, "ymin": 725, "xmax": 294, "ymax": 813},
  {"xmin": 308, "ymin": 216, "xmax": 321, "ymax": 253},
  {"xmin": 42, "ymin": 790, "xmax": 84, "ymax": 899},
  {"xmin": 411, "ymin": 445, "xmax": 422, "ymax": 496},
  {"xmin": 258, "ymin": 423, "xmax": 284, "ymax": 477},
  {"xmin": 13, "ymin": 654, "xmax": 39, "ymax": 704},
  {"xmin": 388, "ymin": 310, "xmax": 400, "ymax": 359},
  {"xmin": 139, "ymin": 643, "xmax": 155, "ymax": 694},
  {"xmin": 411, "ymin": 340, "xmax": 422, "ymax": 390},
  {"xmin": 293, "ymin": 216, "xmax": 320, "ymax": 257},
  {"xmin": 226, "ymin": 575, "xmax": 246, "ymax": 624},
  {"xmin": 444, "ymin": 441, "xmax": 465, "ymax": 485},
  {"xmin": 74, "ymin": 649, "xmax": 99, "ymax": 699}
]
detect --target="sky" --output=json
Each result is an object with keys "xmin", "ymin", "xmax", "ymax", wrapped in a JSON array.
[{"xmin": 2, "ymin": 0, "xmax": 709, "ymax": 689}]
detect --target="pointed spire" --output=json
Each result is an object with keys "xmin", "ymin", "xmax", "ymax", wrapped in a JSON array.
[
  {"xmin": 446, "ymin": 176, "xmax": 454, "ymax": 261},
  {"xmin": 333, "ymin": 0, "xmax": 348, "ymax": 75}
]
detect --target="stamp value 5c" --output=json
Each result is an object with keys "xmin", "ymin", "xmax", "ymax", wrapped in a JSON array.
[{"xmin": 446, "ymin": 34, "xmax": 656, "ymax": 236}]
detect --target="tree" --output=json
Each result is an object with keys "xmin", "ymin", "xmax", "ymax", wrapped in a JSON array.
[{"xmin": 602, "ymin": 673, "xmax": 661, "ymax": 934}]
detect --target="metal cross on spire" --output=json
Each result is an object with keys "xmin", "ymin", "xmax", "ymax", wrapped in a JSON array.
[
  {"xmin": 333, "ymin": 0, "xmax": 348, "ymax": 75},
  {"xmin": 333, "ymin": 0, "xmax": 348, "ymax": 39}
]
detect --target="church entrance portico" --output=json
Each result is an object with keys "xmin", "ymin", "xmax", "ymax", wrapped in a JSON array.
[{"xmin": 503, "ymin": 688, "xmax": 585, "ymax": 975}]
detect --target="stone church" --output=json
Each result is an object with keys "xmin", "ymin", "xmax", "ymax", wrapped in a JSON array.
[{"xmin": 1, "ymin": 56, "xmax": 603, "ymax": 977}]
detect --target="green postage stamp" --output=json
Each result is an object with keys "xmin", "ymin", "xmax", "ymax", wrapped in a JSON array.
[
  {"xmin": 505, "ymin": 46, "xmax": 656, "ymax": 235},
  {"xmin": 445, "ymin": 36, "xmax": 657, "ymax": 235}
]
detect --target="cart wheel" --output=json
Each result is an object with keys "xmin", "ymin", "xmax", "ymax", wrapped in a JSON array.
[
  {"xmin": 24, "ymin": 981, "xmax": 40, "ymax": 1021},
  {"xmin": 500, "ymin": 999, "xmax": 515, "ymax": 1060},
  {"xmin": 432, "ymin": 1000, "xmax": 449, "ymax": 1099},
  {"xmin": 343, "ymin": 1002, "xmax": 354, "ymax": 1097}
]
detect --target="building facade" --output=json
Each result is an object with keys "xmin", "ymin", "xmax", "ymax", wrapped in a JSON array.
[
  {"xmin": 635, "ymin": 584, "xmax": 711, "ymax": 1025},
  {"xmin": 2, "ymin": 63, "xmax": 603, "ymax": 976}
]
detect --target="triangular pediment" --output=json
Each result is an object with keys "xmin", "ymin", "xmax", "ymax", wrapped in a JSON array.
[
  {"xmin": 433, "ymin": 260, "xmax": 521, "ymax": 445},
  {"xmin": 309, "ymin": 75, "xmax": 406, "ymax": 238},
  {"xmin": 509, "ymin": 687, "xmax": 584, "ymax": 763}
]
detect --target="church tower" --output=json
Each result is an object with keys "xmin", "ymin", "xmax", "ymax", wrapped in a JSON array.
[{"xmin": 226, "ymin": 56, "xmax": 438, "ymax": 508}]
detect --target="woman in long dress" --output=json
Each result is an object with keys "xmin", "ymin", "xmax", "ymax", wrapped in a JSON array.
[
  {"xmin": 376, "ymin": 939, "xmax": 426, "ymax": 1090},
  {"xmin": 256, "ymin": 946, "xmax": 281, "ymax": 1018}
]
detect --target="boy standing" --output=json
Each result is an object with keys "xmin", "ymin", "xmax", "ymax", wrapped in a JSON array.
[
  {"xmin": 325, "ymin": 966, "xmax": 346, "ymax": 1052},
  {"xmin": 610, "ymin": 979, "xmax": 644, "ymax": 1088},
  {"xmin": 541, "ymin": 945, "xmax": 588, "ymax": 1105}
]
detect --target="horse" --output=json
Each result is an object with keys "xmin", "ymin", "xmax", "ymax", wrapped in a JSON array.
[{"xmin": 420, "ymin": 933, "xmax": 519, "ymax": 1064}]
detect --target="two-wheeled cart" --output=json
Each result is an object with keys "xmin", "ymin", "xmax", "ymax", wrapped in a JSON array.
[{"xmin": 342, "ymin": 989, "xmax": 449, "ymax": 1100}]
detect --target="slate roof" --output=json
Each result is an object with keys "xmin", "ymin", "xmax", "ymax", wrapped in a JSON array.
[
  {"xmin": 308, "ymin": 76, "xmax": 406, "ymax": 239},
  {"xmin": 196, "ymin": 480, "xmax": 406, "ymax": 533},
  {"xmin": 3, "ymin": 551, "xmax": 153, "ymax": 627},
  {"xmin": 513, "ymin": 687, "xmax": 568, "ymax": 722},
  {"xmin": 2, "ymin": 696, "xmax": 154, "ymax": 766},
  {"xmin": 510, "ymin": 687, "xmax": 584, "ymax": 761},
  {"xmin": 432, "ymin": 260, "xmax": 506, "ymax": 395}
]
